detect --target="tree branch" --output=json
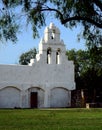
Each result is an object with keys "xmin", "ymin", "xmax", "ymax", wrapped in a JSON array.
[
  {"xmin": 62, "ymin": 16, "xmax": 102, "ymax": 28},
  {"xmin": 40, "ymin": 7, "xmax": 64, "ymax": 21},
  {"xmin": 35, "ymin": 6, "xmax": 102, "ymax": 28}
]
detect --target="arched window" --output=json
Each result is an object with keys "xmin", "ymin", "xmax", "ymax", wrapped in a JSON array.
[
  {"xmin": 47, "ymin": 48, "xmax": 51, "ymax": 64},
  {"xmin": 56, "ymin": 49, "xmax": 61, "ymax": 64}
]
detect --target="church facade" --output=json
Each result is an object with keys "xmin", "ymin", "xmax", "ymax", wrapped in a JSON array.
[{"xmin": 0, "ymin": 23, "xmax": 75, "ymax": 108}]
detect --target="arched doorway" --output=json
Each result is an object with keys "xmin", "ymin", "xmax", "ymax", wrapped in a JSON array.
[
  {"xmin": 28, "ymin": 87, "xmax": 45, "ymax": 108},
  {"xmin": 30, "ymin": 92, "xmax": 38, "ymax": 108}
]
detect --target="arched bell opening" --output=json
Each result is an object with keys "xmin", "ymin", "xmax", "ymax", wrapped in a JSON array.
[
  {"xmin": 56, "ymin": 49, "xmax": 61, "ymax": 64},
  {"xmin": 47, "ymin": 48, "xmax": 51, "ymax": 64}
]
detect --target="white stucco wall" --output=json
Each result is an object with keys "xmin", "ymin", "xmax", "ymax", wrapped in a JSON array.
[{"xmin": 0, "ymin": 23, "xmax": 75, "ymax": 108}]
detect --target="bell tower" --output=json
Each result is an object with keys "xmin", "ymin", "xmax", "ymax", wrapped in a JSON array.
[
  {"xmin": 29, "ymin": 23, "xmax": 67, "ymax": 65},
  {"xmin": 44, "ymin": 23, "xmax": 60, "ymax": 43},
  {"xmin": 37, "ymin": 23, "xmax": 67, "ymax": 65}
]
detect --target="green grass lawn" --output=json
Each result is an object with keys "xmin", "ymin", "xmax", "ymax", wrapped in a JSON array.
[{"xmin": 0, "ymin": 108, "xmax": 102, "ymax": 130}]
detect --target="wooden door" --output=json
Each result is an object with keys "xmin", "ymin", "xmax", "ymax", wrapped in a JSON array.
[{"xmin": 30, "ymin": 92, "xmax": 38, "ymax": 108}]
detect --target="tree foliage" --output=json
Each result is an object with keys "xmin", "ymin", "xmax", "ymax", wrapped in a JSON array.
[
  {"xmin": 19, "ymin": 48, "xmax": 37, "ymax": 65},
  {"xmin": 66, "ymin": 47, "xmax": 102, "ymax": 102},
  {"xmin": 0, "ymin": 0, "xmax": 102, "ymax": 46},
  {"xmin": 0, "ymin": 0, "xmax": 20, "ymax": 42}
]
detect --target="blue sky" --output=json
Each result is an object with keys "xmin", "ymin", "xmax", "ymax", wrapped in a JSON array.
[{"xmin": 0, "ymin": 20, "xmax": 86, "ymax": 64}]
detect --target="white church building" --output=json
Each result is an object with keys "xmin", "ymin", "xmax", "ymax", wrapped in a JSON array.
[{"xmin": 0, "ymin": 23, "xmax": 75, "ymax": 108}]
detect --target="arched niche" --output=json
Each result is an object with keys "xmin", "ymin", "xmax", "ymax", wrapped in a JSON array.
[
  {"xmin": 50, "ymin": 87, "xmax": 71, "ymax": 108},
  {"xmin": 0, "ymin": 86, "xmax": 20, "ymax": 108}
]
